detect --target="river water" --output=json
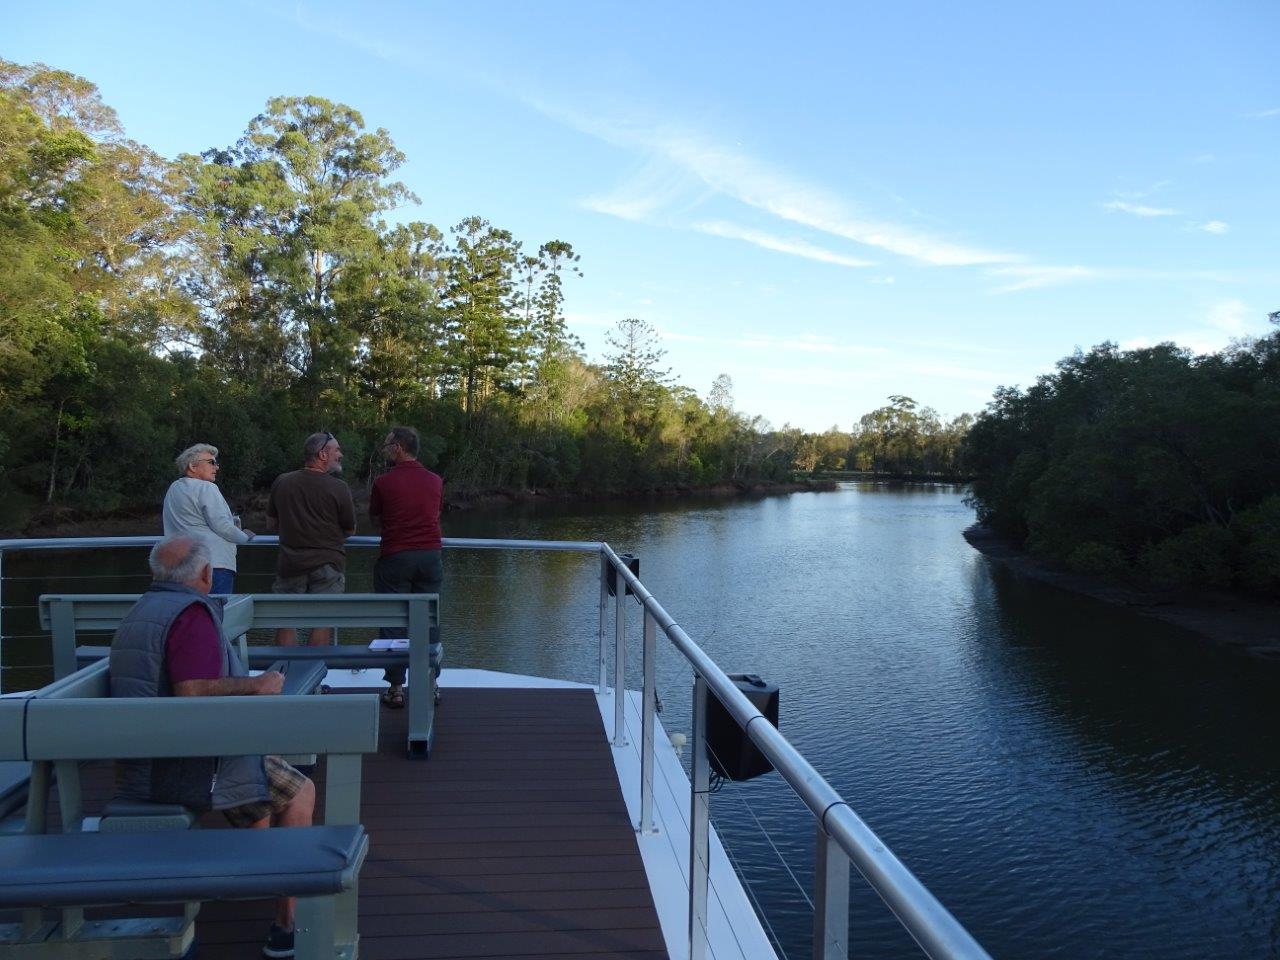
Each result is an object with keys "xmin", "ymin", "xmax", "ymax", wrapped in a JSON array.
[{"xmin": 3, "ymin": 482, "xmax": 1278, "ymax": 958}]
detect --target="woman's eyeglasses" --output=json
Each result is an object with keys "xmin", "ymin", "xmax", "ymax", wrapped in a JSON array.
[{"xmin": 197, "ymin": 458, "xmax": 219, "ymax": 466}]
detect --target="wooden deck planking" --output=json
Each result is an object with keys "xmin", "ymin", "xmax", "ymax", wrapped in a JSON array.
[{"xmin": 17, "ymin": 685, "xmax": 671, "ymax": 960}]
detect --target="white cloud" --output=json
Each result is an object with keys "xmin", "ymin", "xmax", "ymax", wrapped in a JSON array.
[
  {"xmin": 1198, "ymin": 220, "xmax": 1229, "ymax": 234},
  {"xmin": 291, "ymin": 4, "xmax": 412, "ymax": 62},
  {"xmin": 985, "ymin": 264, "xmax": 1100, "ymax": 293},
  {"xmin": 1103, "ymin": 200, "xmax": 1178, "ymax": 217},
  {"xmin": 580, "ymin": 158, "xmax": 700, "ymax": 222},
  {"xmin": 1206, "ymin": 298, "xmax": 1249, "ymax": 335},
  {"xmin": 660, "ymin": 329, "xmax": 887, "ymax": 357},
  {"xmin": 1115, "ymin": 179, "xmax": 1174, "ymax": 200},
  {"xmin": 692, "ymin": 221, "xmax": 875, "ymax": 268},
  {"xmin": 531, "ymin": 100, "xmax": 1020, "ymax": 267},
  {"xmin": 1119, "ymin": 299, "xmax": 1264, "ymax": 355},
  {"xmin": 1248, "ymin": 107, "xmax": 1280, "ymax": 118}
]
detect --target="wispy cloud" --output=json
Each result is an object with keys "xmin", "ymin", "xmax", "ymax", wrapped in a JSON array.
[
  {"xmin": 1247, "ymin": 107, "xmax": 1280, "ymax": 118},
  {"xmin": 534, "ymin": 101, "xmax": 1020, "ymax": 267},
  {"xmin": 1118, "ymin": 299, "xmax": 1263, "ymax": 355},
  {"xmin": 1103, "ymin": 200, "xmax": 1178, "ymax": 217},
  {"xmin": 1197, "ymin": 220, "xmax": 1229, "ymax": 234},
  {"xmin": 290, "ymin": 4, "xmax": 411, "ymax": 62},
  {"xmin": 1115, "ymin": 179, "xmax": 1174, "ymax": 200},
  {"xmin": 660, "ymin": 329, "xmax": 887, "ymax": 357},
  {"xmin": 1206, "ymin": 298, "xmax": 1250, "ymax": 335},
  {"xmin": 692, "ymin": 221, "xmax": 875, "ymax": 268},
  {"xmin": 580, "ymin": 157, "xmax": 703, "ymax": 222},
  {"xmin": 985, "ymin": 264, "xmax": 1100, "ymax": 293}
]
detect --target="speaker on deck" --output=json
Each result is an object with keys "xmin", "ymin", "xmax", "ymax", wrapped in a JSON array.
[{"xmin": 704, "ymin": 673, "xmax": 779, "ymax": 782}]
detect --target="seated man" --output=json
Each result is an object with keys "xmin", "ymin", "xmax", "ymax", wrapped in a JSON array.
[{"xmin": 109, "ymin": 535, "xmax": 315, "ymax": 959}]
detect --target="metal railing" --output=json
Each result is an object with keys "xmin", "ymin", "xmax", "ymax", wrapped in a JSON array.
[{"xmin": 0, "ymin": 534, "xmax": 991, "ymax": 960}]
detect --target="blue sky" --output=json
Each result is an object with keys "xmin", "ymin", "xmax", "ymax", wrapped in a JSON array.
[{"xmin": 7, "ymin": 0, "xmax": 1279, "ymax": 429}]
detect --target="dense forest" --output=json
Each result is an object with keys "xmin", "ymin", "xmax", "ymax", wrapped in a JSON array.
[
  {"xmin": 0, "ymin": 59, "xmax": 975, "ymax": 532},
  {"xmin": 962, "ymin": 333, "xmax": 1280, "ymax": 597}
]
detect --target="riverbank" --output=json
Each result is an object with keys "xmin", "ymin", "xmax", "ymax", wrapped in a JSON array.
[
  {"xmin": 963, "ymin": 524, "xmax": 1280, "ymax": 664},
  {"xmin": 9, "ymin": 478, "xmax": 835, "ymax": 539}
]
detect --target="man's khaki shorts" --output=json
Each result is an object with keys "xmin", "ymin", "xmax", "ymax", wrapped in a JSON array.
[
  {"xmin": 272, "ymin": 563, "xmax": 345, "ymax": 594},
  {"xmin": 222, "ymin": 756, "xmax": 309, "ymax": 828}
]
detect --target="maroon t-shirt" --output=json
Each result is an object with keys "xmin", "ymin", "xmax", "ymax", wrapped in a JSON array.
[
  {"xmin": 165, "ymin": 603, "xmax": 222, "ymax": 684},
  {"xmin": 369, "ymin": 460, "xmax": 443, "ymax": 556}
]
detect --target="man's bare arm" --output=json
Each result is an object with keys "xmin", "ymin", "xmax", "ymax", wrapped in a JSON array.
[{"xmin": 173, "ymin": 671, "xmax": 284, "ymax": 697}]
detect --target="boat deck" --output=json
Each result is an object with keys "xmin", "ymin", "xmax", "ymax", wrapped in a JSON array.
[{"xmin": 18, "ymin": 685, "xmax": 671, "ymax": 960}]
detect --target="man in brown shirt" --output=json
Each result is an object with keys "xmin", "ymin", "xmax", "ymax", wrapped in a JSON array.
[{"xmin": 266, "ymin": 431, "xmax": 356, "ymax": 646}]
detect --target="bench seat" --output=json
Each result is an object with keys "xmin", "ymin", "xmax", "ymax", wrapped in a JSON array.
[{"xmin": 0, "ymin": 825, "xmax": 367, "ymax": 907}]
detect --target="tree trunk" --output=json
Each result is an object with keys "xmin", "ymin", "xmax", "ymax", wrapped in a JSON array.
[{"xmin": 46, "ymin": 398, "xmax": 65, "ymax": 504}]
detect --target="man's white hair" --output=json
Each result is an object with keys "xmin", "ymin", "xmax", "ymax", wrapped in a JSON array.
[
  {"xmin": 149, "ymin": 535, "xmax": 211, "ymax": 584},
  {"xmin": 175, "ymin": 443, "xmax": 218, "ymax": 477}
]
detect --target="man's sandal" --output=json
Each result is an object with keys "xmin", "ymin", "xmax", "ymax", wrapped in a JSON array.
[{"xmin": 380, "ymin": 687, "xmax": 405, "ymax": 709}]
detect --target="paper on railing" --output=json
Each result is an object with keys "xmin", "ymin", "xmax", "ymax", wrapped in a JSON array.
[{"xmin": 367, "ymin": 638, "xmax": 410, "ymax": 651}]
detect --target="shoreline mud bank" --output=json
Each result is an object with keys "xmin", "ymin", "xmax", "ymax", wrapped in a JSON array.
[{"xmin": 963, "ymin": 524, "xmax": 1280, "ymax": 664}]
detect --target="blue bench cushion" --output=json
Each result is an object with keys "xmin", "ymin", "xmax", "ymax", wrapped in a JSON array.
[{"xmin": 0, "ymin": 825, "xmax": 367, "ymax": 907}]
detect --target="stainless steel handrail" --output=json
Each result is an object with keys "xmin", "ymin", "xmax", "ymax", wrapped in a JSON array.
[
  {"xmin": 600, "ymin": 541, "xmax": 992, "ymax": 960},
  {"xmin": 0, "ymin": 533, "xmax": 991, "ymax": 960}
]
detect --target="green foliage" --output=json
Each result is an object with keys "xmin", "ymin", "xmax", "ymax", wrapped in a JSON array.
[
  {"xmin": 1065, "ymin": 541, "xmax": 1130, "ymax": 576},
  {"xmin": 1232, "ymin": 496, "xmax": 1280, "ymax": 596},
  {"xmin": 1140, "ymin": 523, "xmax": 1235, "ymax": 589},
  {"xmin": 964, "ymin": 334, "xmax": 1280, "ymax": 597}
]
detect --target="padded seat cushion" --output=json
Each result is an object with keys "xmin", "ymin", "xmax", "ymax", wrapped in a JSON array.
[{"xmin": 0, "ymin": 824, "xmax": 366, "ymax": 907}]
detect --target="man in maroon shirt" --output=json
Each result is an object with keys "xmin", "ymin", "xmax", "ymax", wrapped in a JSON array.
[
  {"xmin": 117, "ymin": 535, "xmax": 315, "ymax": 958},
  {"xmin": 369, "ymin": 425, "xmax": 443, "ymax": 708}
]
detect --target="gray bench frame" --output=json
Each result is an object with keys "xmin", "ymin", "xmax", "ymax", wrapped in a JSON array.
[
  {"xmin": 0, "ymin": 660, "xmax": 379, "ymax": 960},
  {"xmin": 40, "ymin": 593, "xmax": 439, "ymax": 757}
]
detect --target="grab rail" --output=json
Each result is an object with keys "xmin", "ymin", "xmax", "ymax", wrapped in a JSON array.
[{"xmin": 0, "ymin": 534, "xmax": 991, "ymax": 960}]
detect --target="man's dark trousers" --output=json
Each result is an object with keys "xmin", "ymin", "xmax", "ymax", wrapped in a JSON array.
[{"xmin": 375, "ymin": 549, "xmax": 443, "ymax": 686}]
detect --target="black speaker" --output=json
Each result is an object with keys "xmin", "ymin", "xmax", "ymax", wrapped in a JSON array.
[
  {"xmin": 605, "ymin": 553, "xmax": 640, "ymax": 597},
  {"xmin": 704, "ymin": 673, "xmax": 779, "ymax": 781}
]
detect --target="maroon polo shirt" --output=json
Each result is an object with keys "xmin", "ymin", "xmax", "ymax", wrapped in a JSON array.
[
  {"xmin": 165, "ymin": 603, "xmax": 222, "ymax": 684},
  {"xmin": 369, "ymin": 459, "xmax": 443, "ymax": 556}
]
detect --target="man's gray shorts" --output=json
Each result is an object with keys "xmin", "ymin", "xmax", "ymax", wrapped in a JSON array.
[{"xmin": 272, "ymin": 563, "xmax": 345, "ymax": 594}]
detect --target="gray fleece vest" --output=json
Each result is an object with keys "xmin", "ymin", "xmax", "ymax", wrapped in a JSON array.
[{"xmin": 108, "ymin": 582, "xmax": 268, "ymax": 811}]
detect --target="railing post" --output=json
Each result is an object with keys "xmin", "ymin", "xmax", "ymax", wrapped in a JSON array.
[
  {"xmin": 689, "ymin": 672, "xmax": 710, "ymax": 960},
  {"xmin": 407, "ymin": 596, "xmax": 434, "ymax": 757},
  {"xmin": 48, "ymin": 600, "xmax": 78, "ymax": 680},
  {"xmin": 639, "ymin": 606, "xmax": 657, "ymax": 834},
  {"xmin": 814, "ymin": 821, "xmax": 850, "ymax": 960},
  {"xmin": 598, "ymin": 552, "xmax": 609, "ymax": 695},
  {"xmin": 612, "ymin": 572, "xmax": 628, "ymax": 747}
]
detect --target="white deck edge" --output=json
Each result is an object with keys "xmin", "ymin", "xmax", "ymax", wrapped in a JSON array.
[{"xmin": 594, "ymin": 686, "xmax": 779, "ymax": 960}]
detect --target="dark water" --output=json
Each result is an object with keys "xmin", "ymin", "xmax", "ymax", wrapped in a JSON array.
[{"xmin": 3, "ymin": 483, "xmax": 1279, "ymax": 959}]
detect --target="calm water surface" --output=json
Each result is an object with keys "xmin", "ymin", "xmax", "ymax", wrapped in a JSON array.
[{"xmin": 3, "ymin": 483, "xmax": 1278, "ymax": 959}]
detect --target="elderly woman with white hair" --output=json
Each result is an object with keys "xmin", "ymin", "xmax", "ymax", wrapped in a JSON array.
[{"xmin": 162, "ymin": 443, "xmax": 256, "ymax": 594}]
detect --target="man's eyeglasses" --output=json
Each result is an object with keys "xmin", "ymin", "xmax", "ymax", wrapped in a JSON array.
[
  {"xmin": 321, "ymin": 432, "xmax": 336, "ymax": 452},
  {"xmin": 197, "ymin": 458, "xmax": 219, "ymax": 466}
]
